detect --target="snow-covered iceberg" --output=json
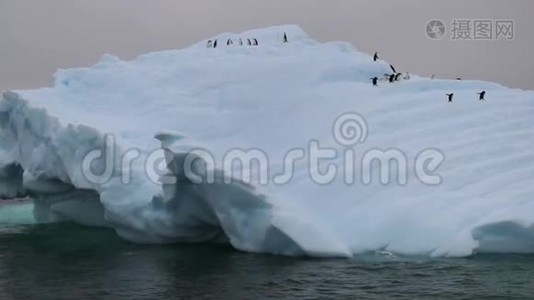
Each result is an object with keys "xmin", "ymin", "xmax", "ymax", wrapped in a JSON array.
[{"xmin": 1, "ymin": 25, "xmax": 533, "ymax": 257}]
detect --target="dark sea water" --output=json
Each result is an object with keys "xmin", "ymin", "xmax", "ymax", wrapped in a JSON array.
[{"xmin": 1, "ymin": 210, "xmax": 534, "ymax": 299}]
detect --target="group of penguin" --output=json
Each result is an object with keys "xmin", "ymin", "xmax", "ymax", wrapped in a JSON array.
[
  {"xmin": 207, "ymin": 38, "xmax": 258, "ymax": 48},
  {"xmin": 446, "ymin": 91, "xmax": 486, "ymax": 102},
  {"xmin": 370, "ymin": 52, "xmax": 410, "ymax": 86},
  {"xmin": 371, "ymin": 52, "xmax": 488, "ymax": 103},
  {"xmin": 207, "ymin": 32, "xmax": 289, "ymax": 49}
]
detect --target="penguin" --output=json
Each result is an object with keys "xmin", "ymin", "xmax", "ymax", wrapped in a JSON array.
[
  {"xmin": 239, "ymin": 38, "xmax": 243, "ymax": 46},
  {"xmin": 213, "ymin": 39, "xmax": 218, "ymax": 48},
  {"xmin": 478, "ymin": 90, "xmax": 486, "ymax": 100},
  {"xmin": 371, "ymin": 77, "xmax": 378, "ymax": 86},
  {"xmin": 403, "ymin": 72, "xmax": 411, "ymax": 80},
  {"xmin": 227, "ymin": 39, "xmax": 233, "ymax": 45},
  {"xmin": 431, "ymin": 74, "xmax": 435, "ymax": 80},
  {"xmin": 456, "ymin": 77, "xmax": 462, "ymax": 80},
  {"xmin": 389, "ymin": 74, "xmax": 395, "ymax": 83},
  {"xmin": 395, "ymin": 73, "xmax": 402, "ymax": 81},
  {"xmin": 373, "ymin": 52, "xmax": 379, "ymax": 62},
  {"xmin": 283, "ymin": 32, "xmax": 288, "ymax": 43},
  {"xmin": 253, "ymin": 38, "xmax": 258, "ymax": 46},
  {"xmin": 247, "ymin": 39, "xmax": 252, "ymax": 46},
  {"xmin": 446, "ymin": 93, "xmax": 454, "ymax": 102},
  {"xmin": 207, "ymin": 40, "xmax": 213, "ymax": 48},
  {"xmin": 390, "ymin": 64, "xmax": 397, "ymax": 73}
]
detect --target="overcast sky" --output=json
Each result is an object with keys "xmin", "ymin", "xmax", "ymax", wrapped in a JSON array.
[{"xmin": 1, "ymin": 0, "xmax": 533, "ymax": 92}]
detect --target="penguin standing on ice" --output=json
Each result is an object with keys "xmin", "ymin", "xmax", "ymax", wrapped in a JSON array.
[
  {"xmin": 253, "ymin": 38, "xmax": 258, "ymax": 46},
  {"xmin": 227, "ymin": 39, "xmax": 233, "ymax": 45},
  {"xmin": 389, "ymin": 74, "xmax": 395, "ymax": 83},
  {"xmin": 207, "ymin": 40, "xmax": 213, "ymax": 48},
  {"xmin": 390, "ymin": 64, "xmax": 397, "ymax": 73},
  {"xmin": 446, "ymin": 93, "xmax": 454, "ymax": 102},
  {"xmin": 239, "ymin": 38, "xmax": 243, "ymax": 46},
  {"xmin": 371, "ymin": 77, "xmax": 379, "ymax": 86},
  {"xmin": 213, "ymin": 40, "xmax": 218, "ymax": 48},
  {"xmin": 478, "ymin": 91, "xmax": 486, "ymax": 100},
  {"xmin": 373, "ymin": 52, "xmax": 379, "ymax": 62},
  {"xmin": 283, "ymin": 32, "xmax": 288, "ymax": 43},
  {"xmin": 247, "ymin": 39, "xmax": 252, "ymax": 46},
  {"xmin": 395, "ymin": 73, "xmax": 402, "ymax": 81}
]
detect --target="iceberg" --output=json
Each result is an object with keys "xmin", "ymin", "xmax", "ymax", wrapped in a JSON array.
[{"xmin": 1, "ymin": 25, "xmax": 533, "ymax": 257}]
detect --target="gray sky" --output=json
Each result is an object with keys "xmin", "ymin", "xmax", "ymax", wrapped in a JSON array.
[{"xmin": 1, "ymin": 0, "xmax": 533, "ymax": 92}]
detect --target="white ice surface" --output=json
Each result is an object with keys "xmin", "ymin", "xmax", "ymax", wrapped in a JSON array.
[{"xmin": 1, "ymin": 25, "xmax": 533, "ymax": 257}]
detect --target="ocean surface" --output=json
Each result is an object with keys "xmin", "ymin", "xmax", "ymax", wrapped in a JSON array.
[{"xmin": 0, "ymin": 203, "xmax": 533, "ymax": 300}]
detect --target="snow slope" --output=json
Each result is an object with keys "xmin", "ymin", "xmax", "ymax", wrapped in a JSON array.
[{"xmin": 1, "ymin": 25, "xmax": 533, "ymax": 257}]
